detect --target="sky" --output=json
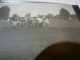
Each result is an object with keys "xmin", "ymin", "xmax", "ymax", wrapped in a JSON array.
[
  {"xmin": 0, "ymin": 3, "xmax": 76, "ymax": 17},
  {"xmin": 30, "ymin": 0, "xmax": 80, "ymax": 6},
  {"xmin": 1, "ymin": 0, "xmax": 80, "ymax": 7}
]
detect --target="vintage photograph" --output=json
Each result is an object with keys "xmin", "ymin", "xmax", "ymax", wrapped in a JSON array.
[{"xmin": 0, "ymin": 3, "xmax": 80, "ymax": 60}]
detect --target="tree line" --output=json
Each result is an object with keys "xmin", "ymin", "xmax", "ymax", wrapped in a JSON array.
[
  {"xmin": 0, "ymin": 6, "xmax": 10, "ymax": 20},
  {"xmin": 0, "ymin": 5, "xmax": 78, "ymax": 21}
]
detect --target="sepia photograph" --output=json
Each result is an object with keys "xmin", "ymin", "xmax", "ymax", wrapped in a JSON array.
[{"xmin": 0, "ymin": 2, "xmax": 80, "ymax": 60}]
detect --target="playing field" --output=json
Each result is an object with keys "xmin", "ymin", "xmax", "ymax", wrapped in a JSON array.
[{"xmin": 0, "ymin": 20, "xmax": 80, "ymax": 60}]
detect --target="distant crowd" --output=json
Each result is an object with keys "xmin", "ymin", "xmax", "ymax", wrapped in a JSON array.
[{"xmin": 7, "ymin": 14, "xmax": 50, "ymax": 28}]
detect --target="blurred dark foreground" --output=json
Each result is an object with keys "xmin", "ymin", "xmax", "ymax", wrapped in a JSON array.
[{"xmin": 35, "ymin": 42, "xmax": 80, "ymax": 60}]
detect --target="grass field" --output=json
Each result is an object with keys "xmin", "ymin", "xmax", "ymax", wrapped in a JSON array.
[{"xmin": 0, "ymin": 20, "xmax": 80, "ymax": 60}]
